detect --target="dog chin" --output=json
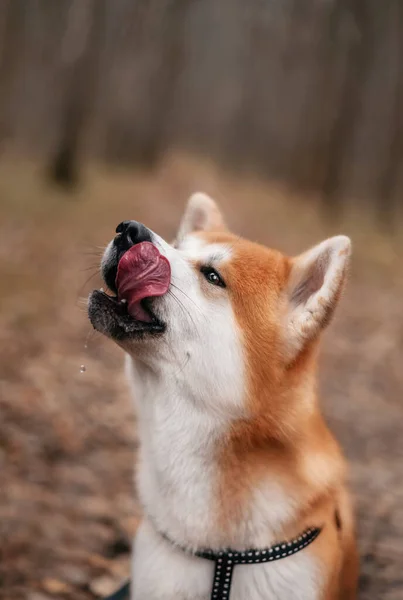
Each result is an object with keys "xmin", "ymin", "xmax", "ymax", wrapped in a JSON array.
[{"xmin": 88, "ymin": 289, "xmax": 166, "ymax": 342}]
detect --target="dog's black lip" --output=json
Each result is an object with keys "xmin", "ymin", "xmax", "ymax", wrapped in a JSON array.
[
  {"xmin": 104, "ymin": 269, "xmax": 118, "ymax": 295},
  {"xmin": 102, "ymin": 242, "xmax": 126, "ymax": 294},
  {"xmin": 88, "ymin": 290, "xmax": 165, "ymax": 340}
]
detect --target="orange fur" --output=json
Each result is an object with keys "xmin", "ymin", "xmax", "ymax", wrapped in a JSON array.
[{"xmin": 196, "ymin": 230, "xmax": 358, "ymax": 599}]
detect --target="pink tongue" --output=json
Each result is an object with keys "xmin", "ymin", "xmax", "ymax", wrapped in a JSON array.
[{"xmin": 115, "ymin": 242, "xmax": 171, "ymax": 322}]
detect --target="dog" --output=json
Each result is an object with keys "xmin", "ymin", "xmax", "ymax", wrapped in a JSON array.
[{"xmin": 88, "ymin": 193, "xmax": 358, "ymax": 600}]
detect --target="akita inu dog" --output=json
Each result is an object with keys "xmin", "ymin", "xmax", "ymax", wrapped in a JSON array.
[{"xmin": 88, "ymin": 193, "xmax": 358, "ymax": 600}]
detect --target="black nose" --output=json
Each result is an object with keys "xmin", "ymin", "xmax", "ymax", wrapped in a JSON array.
[{"xmin": 114, "ymin": 220, "xmax": 152, "ymax": 252}]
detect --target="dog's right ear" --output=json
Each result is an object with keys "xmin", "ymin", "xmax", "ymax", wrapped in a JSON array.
[{"xmin": 175, "ymin": 193, "xmax": 227, "ymax": 243}]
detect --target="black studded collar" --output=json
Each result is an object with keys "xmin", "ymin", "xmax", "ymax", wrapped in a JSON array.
[{"xmin": 105, "ymin": 526, "xmax": 322, "ymax": 600}]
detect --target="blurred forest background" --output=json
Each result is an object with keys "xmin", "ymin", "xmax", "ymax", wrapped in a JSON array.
[
  {"xmin": 1, "ymin": 1, "xmax": 403, "ymax": 600},
  {"xmin": 0, "ymin": 0, "xmax": 402, "ymax": 223}
]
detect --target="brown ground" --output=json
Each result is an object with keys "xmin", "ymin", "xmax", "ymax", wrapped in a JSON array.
[{"xmin": 1, "ymin": 155, "xmax": 403, "ymax": 600}]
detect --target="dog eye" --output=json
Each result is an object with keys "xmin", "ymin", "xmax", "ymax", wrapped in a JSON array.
[{"xmin": 200, "ymin": 266, "xmax": 226, "ymax": 288}]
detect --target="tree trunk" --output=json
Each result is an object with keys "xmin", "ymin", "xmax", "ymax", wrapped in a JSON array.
[
  {"xmin": 49, "ymin": 0, "xmax": 105, "ymax": 188},
  {"xmin": 0, "ymin": 0, "xmax": 24, "ymax": 151},
  {"xmin": 375, "ymin": 1, "xmax": 403, "ymax": 229},
  {"xmin": 321, "ymin": 0, "xmax": 374, "ymax": 213}
]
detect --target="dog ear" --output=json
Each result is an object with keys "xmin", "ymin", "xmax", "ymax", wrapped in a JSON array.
[
  {"xmin": 176, "ymin": 193, "xmax": 227, "ymax": 242},
  {"xmin": 285, "ymin": 236, "xmax": 351, "ymax": 360}
]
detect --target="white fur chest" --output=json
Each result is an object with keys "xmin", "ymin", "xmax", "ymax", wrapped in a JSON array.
[
  {"xmin": 129, "ymin": 356, "xmax": 227, "ymax": 549},
  {"xmin": 136, "ymin": 396, "xmax": 224, "ymax": 548}
]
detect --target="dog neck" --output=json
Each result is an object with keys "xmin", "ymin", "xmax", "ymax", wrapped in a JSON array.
[{"xmin": 127, "ymin": 353, "xmax": 342, "ymax": 552}]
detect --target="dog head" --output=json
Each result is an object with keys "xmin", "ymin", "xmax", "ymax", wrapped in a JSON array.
[{"xmin": 88, "ymin": 193, "xmax": 350, "ymax": 420}]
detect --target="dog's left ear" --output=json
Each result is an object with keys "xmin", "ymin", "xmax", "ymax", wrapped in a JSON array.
[
  {"xmin": 285, "ymin": 236, "xmax": 351, "ymax": 360},
  {"xmin": 176, "ymin": 193, "xmax": 227, "ymax": 243}
]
